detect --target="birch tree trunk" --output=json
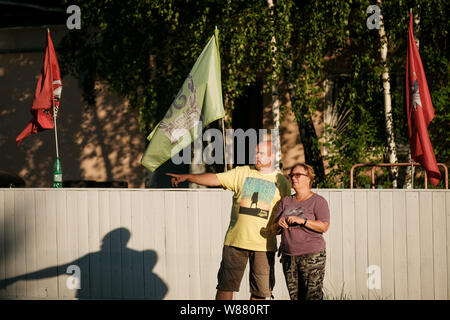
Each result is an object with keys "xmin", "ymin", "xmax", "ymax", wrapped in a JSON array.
[
  {"xmin": 405, "ymin": 8, "xmax": 420, "ymax": 189},
  {"xmin": 378, "ymin": 0, "xmax": 398, "ymax": 188},
  {"xmin": 267, "ymin": 0, "xmax": 281, "ymax": 171}
]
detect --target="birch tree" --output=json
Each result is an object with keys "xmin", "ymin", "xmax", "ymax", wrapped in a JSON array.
[
  {"xmin": 378, "ymin": 0, "xmax": 399, "ymax": 188},
  {"xmin": 267, "ymin": 0, "xmax": 281, "ymax": 171}
]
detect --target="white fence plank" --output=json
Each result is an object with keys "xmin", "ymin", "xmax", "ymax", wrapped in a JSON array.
[
  {"xmin": 329, "ymin": 191, "xmax": 344, "ymax": 298},
  {"xmin": 0, "ymin": 192, "xmax": 6, "ymax": 296},
  {"xmin": 174, "ymin": 191, "xmax": 190, "ymax": 299},
  {"xmin": 143, "ymin": 191, "xmax": 167, "ymax": 300},
  {"xmin": 342, "ymin": 191, "xmax": 356, "ymax": 299},
  {"xmin": 406, "ymin": 192, "xmax": 421, "ymax": 299},
  {"xmin": 392, "ymin": 191, "xmax": 408, "ymax": 300},
  {"xmin": 44, "ymin": 191, "xmax": 58, "ymax": 298},
  {"xmin": 66, "ymin": 191, "xmax": 81, "ymax": 299},
  {"xmin": 164, "ymin": 191, "xmax": 178, "ymax": 299},
  {"xmin": 55, "ymin": 190, "xmax": 69, "ymax": 298},
  {"xmin": 433, "ymin": 192, "xmax": 447, "ymax": 299},
  {"xmin": 109, "ymin": 190, "xmax": 122, "ymax": 299},
  {"xmin": 419, "ymin": 191, "xmax": 434, "ymax": 299},
  {"xmin": 13, "ymin": 191, "xmax": 26, "ymax": 297},
  {"xmin": 76, "ymin": 191, "xmax": 90, "ymax": 299},
  {"xmin": 186, "ymin": 192, "xmax": 201, "ymax": 299},
  {"xmin": 197, "ymin": 191, "xmax": 221, "ymax": 299},
  {"xmin": 4, "ymin": 191, "xmax": 15, "ymax": 297},
  {"xmin": 87, "ymin": 190, "xmax": 101, "ymax": 298},
  {"xmin": 98, "ymin": 191, "xmax": 112, "ymax": 298},
  {"xmin": 354, "ymin": 191, "xmax": 369, "ymax": 299},
  {"xmin": 367, "ymin": 191, "xmax": 381, "ymax": 299},
  {"xmin": 35, "ymin": 190, "xmax": 50, "ymax": 298},
  {"xmin": 24, "ymin": 190, "xmax": 37, "ymax": 297},
  {"xmin": 380, "ymin": 191, "xmax": 394, "ymax": 300},
  {"xmin": 209, "ymin": 191, "xmax": 226, "ymax": 298},
  {"xmin": 120, "ymin": 191, "xmax": 133, "ymax": 298},
  {"xmin": 131, "ymin": 191, "xmax": 145, "ymax": 298}
]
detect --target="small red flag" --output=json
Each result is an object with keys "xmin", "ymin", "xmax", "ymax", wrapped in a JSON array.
[
  {"xmin": 406, "ymin": 12, "xmax": 441, "ymax": 186},
  {"xmin": 16, "ymin": 29, "xmax": 62, "ymax": 145}
]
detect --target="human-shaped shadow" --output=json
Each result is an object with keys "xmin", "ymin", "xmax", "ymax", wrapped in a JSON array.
[
  {"xmin": 0, "ymin": 228, "xmax": 168, "ymax": 299},
  {"xmin": 250, "ymin": 191, "xmax": 259, "ymax": 208}
]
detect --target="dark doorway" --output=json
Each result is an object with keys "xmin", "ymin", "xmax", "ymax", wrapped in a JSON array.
[{"xmin": 231, "ymin": 81, "xmax": 264, "ymax": 166}]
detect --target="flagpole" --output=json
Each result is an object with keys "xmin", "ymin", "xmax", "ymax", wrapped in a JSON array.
[
  {"xmin": 215, "ymin": 25, "xmax": 227, "ymax": 172},
  {"xmin": 409, "ymin": 9, "xmax": 414, "ymax": 190},
  {"xmin": 53, "ymin": 106, "xmax": 59, "ymax": 158},
  {"xmin": 52, "ymin": 104, "xmax": 62, "ymax": 188},
  {"xmin": 44, "ymin": 28, "xmax": 59, "ymax": 159},
  {"xmin": 47, "ymin": 27, "xmax": 63, "ymax": 188},
  {"xmin": 221, "ymin": 118, "xmax": 227, "ymax": 172}
]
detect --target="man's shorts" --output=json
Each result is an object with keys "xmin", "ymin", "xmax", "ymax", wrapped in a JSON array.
[{"xmin": 216, "ymin": 245, "xmax": 275, "ymax": 298}]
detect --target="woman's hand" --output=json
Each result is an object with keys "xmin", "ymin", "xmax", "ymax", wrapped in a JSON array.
[
  {"xmin": 278, "ymin": 216, "xmax": 289, "ymax": 229},
  {"xmin": 286, "ymin": 216, "xmax": 304, "ymax": 226}
]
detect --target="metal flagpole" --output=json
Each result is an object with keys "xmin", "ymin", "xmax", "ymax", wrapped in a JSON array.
[
  {"xmin": 47, "ymin": 27, "xmax": 60, "ymax": 160},
  {"xmin": 409, "ymin": 10, "xmax": 413, "ymax": 190},
  {"xmin": 216, "ymin": 25, "xmax": 227, "ymax": 172},
  {"xmin": 52, "ymin": 100, "xmax": 63, "ymax": 188},
  {"xmin": 53, "ymin": 106, "xmax": 59, "ymax": 159},
  {"xmin": 222, "ymin": 118, "xmax": 227, "ymax": 172}
]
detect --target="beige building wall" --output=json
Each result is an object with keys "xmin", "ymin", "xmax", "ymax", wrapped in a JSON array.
[{"xmin": 0, "ymin": 26, "xmax": 146, "ymax": 188}]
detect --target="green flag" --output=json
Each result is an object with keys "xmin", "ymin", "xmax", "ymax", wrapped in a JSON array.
[{"xmin": 141, "ymin": 32, "xmax": 225, "ymax": 172}]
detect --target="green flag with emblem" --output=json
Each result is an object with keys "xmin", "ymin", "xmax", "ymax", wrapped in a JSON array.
[{"xmin": 141, "ymin": 30, "xmax": 225, "ymax": 172}]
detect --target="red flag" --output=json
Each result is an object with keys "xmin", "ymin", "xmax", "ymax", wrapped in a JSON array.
[
  {"xmin": 406, "ymin": 12, "xmax": 441, "ymax": 186},
  {"xmin": 16, "ymin": 29, "xmax": 62, "ymax": 145}
]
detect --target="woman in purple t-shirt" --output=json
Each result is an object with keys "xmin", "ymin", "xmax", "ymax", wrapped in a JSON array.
[{"xmin": 273, "ymin": 163, "xmax": 330, "ymax": 300}]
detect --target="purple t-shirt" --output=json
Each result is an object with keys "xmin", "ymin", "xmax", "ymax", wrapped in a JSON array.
[{"xmin": 275, "ymin": 193, "xmax": 330, "ymax": 256}]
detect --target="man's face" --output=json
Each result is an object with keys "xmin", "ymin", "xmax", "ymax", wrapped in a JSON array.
[{"xmin": 255, "ymin": 142, "xmax": 273, "ymax": 170}]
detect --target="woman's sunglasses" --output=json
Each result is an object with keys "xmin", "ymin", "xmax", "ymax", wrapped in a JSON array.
[{"xmin": 289, "ymin": 173, "xmax": 308, "ymax": 179}]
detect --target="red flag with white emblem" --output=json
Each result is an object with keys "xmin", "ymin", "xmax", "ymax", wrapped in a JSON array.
[
  {"xmin": 16, "ymin": 29, "xmax": 62, "ymax": 145},
  {"xmin": 406, "ymin": 12, "xmax": 441, "ymax": 186}
]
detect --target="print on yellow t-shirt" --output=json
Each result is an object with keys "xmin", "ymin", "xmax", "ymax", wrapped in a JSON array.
[{"xmin": 216, "ymin": 165, "xmax": 291, "ymax": 252}]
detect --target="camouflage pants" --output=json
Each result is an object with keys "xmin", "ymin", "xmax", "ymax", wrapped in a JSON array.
[{"xmin": 281, "ymin": 250, "xmax": 326, "ymax": 300}]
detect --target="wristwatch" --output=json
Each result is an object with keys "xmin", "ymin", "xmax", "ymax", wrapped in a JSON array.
[{"xmin": 302, "ymin": 218, "xmax": 308, "ymax": 226}]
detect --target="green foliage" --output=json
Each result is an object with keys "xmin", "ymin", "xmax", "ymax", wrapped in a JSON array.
[
  {"xmin": 314, "ymin": 0, "xmax": 387, "ymax": 187},
  {"xmin": 59, "ymin": 0, "xmax": 448, "ymax": 187},
  {"xmin": 321, "ymin": 0, "xmax": 448, "ymax": 188},
  {"xmin": 60, "ymin": 0, "xmax": 275, "ymax": 133}
]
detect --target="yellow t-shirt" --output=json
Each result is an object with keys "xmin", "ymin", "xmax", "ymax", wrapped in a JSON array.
[{"xmin": 216, "ymin": 165, "xmax": 291, "ymax": 252}]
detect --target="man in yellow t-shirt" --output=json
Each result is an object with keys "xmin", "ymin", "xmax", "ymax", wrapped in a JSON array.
[{"xmin": 167, "ymin": 141, "xmax": 291, "ymax": 300}]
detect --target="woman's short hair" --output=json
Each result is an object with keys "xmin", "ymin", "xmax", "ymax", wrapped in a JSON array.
[{"xmin": 290, "ymin": 163, "xmax": 315, "ymax": 188}]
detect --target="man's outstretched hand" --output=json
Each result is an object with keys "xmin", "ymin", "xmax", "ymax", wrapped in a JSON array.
[
  {"xmin": 166, "ymin": 173, "xmax": 221, "ymax": 188},
  {"xmin": 166, "ymin": 173, "xmax": 189, "ymax": 187}
]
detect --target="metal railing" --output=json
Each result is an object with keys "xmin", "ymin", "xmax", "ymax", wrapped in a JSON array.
[{"xmin": 350, "ymin": 162, "xmax": 448, "ymax": 189}]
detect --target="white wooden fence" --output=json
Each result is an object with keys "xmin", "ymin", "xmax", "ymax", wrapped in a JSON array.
[{"xmin": 0, "ymin": 188, "xmax": 448, "ymax": 300}]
